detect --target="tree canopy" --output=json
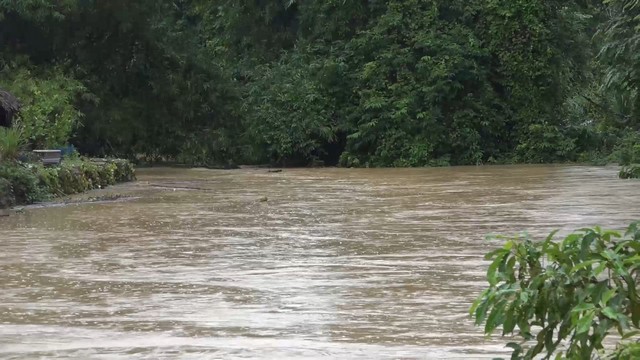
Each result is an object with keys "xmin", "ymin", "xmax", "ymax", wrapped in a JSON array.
[{"xmin": 0, "ymin": 0, "xmax": 638, "ymax": 166}]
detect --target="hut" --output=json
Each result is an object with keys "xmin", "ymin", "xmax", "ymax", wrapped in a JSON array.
[{"xmin": 0, "ymin": 89, "xmax": 20, "ymax": 128}]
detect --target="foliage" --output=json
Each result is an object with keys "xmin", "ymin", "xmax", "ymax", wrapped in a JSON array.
[
  {"xmin": 39, "ymin": 159, "xmax": 136, "ymax": 196},
  {"xmin": 619, "ymin": 165, "xmax": 640, "ymax": 179},
  {"xmin": 0, "ymin": 0, "xmax": 241, "ymax": 162},
  {"xmin": 514, "ymin": 123, "xmax": 577, "ymax": 164},
  {"xmin": 0, "ymin": 158, "xmax": 135, "ymax": 208},
  {"xmin": 0, "ymin": 0, "xmax": 638, "ymax": 166},
  {"xmin": 342, "ymin": 1, "xmax": 494, "ymax": 166},
  {"xmin": 611, "ymin": 131, "xmax": 640, "ymax": 165},
  {"xmin": 0, "ymin": 162, "xmax": 44, "ymax": 205},
  {"xmin": 598, "ymin": 0, "xmax": 640, "ymax": 127},
  {"xmin": 209, "ymin": 0, "xmax": 595, "ymax": 166},
  {"xmin": 0, "ymin": 177, "xmax": 13, "ymax": 209},
  {"xmin": 471, "ymin": 223, "xmax": 640, "ymax": 359},
  {"xmin": 0, "ymin": 0, "xmax": 81, "ymax": 21},
  {"xmin": 0, "ymin": 63, "xmax": 86, "ymax": 148},
  {"xmin": 0, "ymin": 127, "xmax": 24, "ymax": 161},
  {"xmin": 244, "ymin": 49, "xmax": 338, "ymax": 165}
]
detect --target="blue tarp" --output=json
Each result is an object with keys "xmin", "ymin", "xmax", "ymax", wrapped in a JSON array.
[{"xmin": 58, "ymin": 145, "xmax": 76, "ymax": 157}]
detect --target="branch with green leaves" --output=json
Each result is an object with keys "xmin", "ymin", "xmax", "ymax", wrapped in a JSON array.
[{"xmin": 471, "ymin": 222, "xmax": 640, "ymax": 359}]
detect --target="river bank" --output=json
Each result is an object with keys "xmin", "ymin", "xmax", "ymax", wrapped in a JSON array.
[{"xmin": 0, "ymin": 158, "xmax": 135, "ymax": 212}]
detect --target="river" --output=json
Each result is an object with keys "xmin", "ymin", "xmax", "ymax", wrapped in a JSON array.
[{"xmin": 1, "ymin": 166, "xmax": 639, "ymax": 359}]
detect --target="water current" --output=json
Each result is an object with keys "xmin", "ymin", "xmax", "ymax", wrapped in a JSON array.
[{"xmin": 1, "ymin": 166, "xmax": 639, "ymax": 359}]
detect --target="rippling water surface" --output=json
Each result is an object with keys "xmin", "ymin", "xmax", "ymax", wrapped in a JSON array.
[{"xmin": 1, "ymin": 166, "xmax": 639, "ymax": 359}]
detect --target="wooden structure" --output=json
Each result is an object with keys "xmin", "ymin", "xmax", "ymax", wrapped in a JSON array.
[
  {"xmin": 0, "ymin": 89, "xmax": 20, "ymax": 128},
  {"xmin": 33, "ymin": 150, "xmax": 62, "ymax": 166}
]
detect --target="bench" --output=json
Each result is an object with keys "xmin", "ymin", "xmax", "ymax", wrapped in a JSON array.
[{"xmin": 33, "ymin": 150, "xmax": 62, "ymax": 166}]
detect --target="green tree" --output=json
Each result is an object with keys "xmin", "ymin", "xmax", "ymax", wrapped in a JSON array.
[
  {"xmin": 598, "ymin": 0, "xmax": 640, "ymax": 128},
  {"xmin": 0, "ymin": 0, "xmax": 636, "ymax": 167},
  {"xmin": 1, "ymin": 63, "xmax": 85, "ymax": 148},
  {"xmin": 244, "ymin": 50, "xmax": 338, "ymax": 165}
]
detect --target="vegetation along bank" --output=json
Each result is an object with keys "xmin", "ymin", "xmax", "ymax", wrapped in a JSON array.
[
  {"xmin": 0, "ymin": 1, "xmax": 638, "ymax": 169},
  {"xmin": 0, "ymin": 153, "xmax": 135, "ymax": 210}
]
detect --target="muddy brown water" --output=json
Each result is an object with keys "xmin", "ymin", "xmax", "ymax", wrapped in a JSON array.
[{"xmin": 1, "ymin": 166, "xmax": 639, "ymax": 359}]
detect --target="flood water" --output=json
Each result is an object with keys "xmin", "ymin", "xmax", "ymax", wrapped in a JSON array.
[{"xmin": 1, "ymin": 166, "xmax": 639, "ymax": 359}]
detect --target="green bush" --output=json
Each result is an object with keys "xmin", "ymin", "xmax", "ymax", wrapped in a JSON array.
[
  {"xmin": 0, "ymin": 177, "xmax": 14, "ymax": 209},
  {"xmin": 37, "ymin": 159, "xmax": 135, "ymax": 195},
  {"xmin": 80, "ymin": 162, "xmax": 100, "ymax": 189},
  {"xmin": 515, "ymin": 123, "xmax": 578, "ymax": 163},
  {"xmin": 96, "ymin": 162, "xmax": 117, "ymax": 187},
  {"xmin": 619, "ymin": 165, "xmax": 640, "ymax": 179},
  {"xmin": 36, "ymin": 167, "xmax": 61, "ymax": 196},
  {"xmin": 611, "ymin": 131, "xmax": 640, "ymax": 166},
  {"xmin": 55, "ymin": 165, "xmax": 89, "ymax": 194},
  {"xmin": 0, "ymin": 127, "xmax": 24, "ymax": 162},
  {"xmin": 471, "ymin": 222, "xmax": 640, "ymax": 359},
  {"xmin": 111, "ymin": 159, "xmax": 136, "ymax": 182},
  {"xmin": 0, "ymin": 158, "xmax": 135, "ymax": 207},
  {"xmin": 2, "ymin": 64, "xmax": 86, "ymax": 149},
  {"xmin": 0, "ymin": 163, "xmax": 45, "ymax": 204}
]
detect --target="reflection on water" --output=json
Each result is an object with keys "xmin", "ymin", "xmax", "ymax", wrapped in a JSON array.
[{"xmin": 1, "ymin": 166, "xmax": 639, "ymax": 359}]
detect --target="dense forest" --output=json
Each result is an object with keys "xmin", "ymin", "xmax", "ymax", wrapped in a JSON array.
[{"xmin": 0, "ymin": 0, "xmax": 639, "ymax": 167}]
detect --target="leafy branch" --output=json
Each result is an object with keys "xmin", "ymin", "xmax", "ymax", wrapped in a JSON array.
[{"xmin": 471, "ymin": 222, "xmax": 640, "ymax": 359}]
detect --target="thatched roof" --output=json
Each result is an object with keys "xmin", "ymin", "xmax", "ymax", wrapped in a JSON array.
[
  {"xmin": 0, "ymin": 89, "xmax": 20, "ymax": 113},
  {"xmin": 0, "ymin": 89, "xmax": 20, "ymax": 128}
]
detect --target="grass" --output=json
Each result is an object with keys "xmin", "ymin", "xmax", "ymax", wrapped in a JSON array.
[{"xmin": 0, "ymin": 127, "xmax": 24, "ymax": 162}]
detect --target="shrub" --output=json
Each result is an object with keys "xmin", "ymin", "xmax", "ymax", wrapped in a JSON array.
[
  {"xmin": 97, "ymin": 162, "xmax": 117, "ymax": 187},
  {"xmin": 80, "ymin": 162, "xmax": 100, "ymax": 189},
  {"xmin": 2, "ymin": 64, "xmax": 86, "ymax": 149},
  {"xmin": 110, "ymin": 159, "xmax": 136, "ymax": 182},
  {"xmin": 36, "ymin": 167, "xmax": 62, "ymax": 197},
  {"xmin": 471, "ymin": 223, "xmax": 640, "ymax": 359},
  {"xmin": 1, "ymin": 159, "xmax": 135, "ymax": 207},
  {"xmin": 0, "ymin": 163, "xmax": 45, "ymax": 204},
  {"xmin": 611, "ymin": 131, "xmax": 640, "ymax": 166},
  {"xmin": 619, "ymin": 165, "xmax": 640, "ymax": 179},
  {"xmin": 0, "ymin": 127, "xmax": 24, "ymax": 162},
  {"xmin": 55, "ymin": 165, "xmax": 89, "ymax": 194},
  {"xmin": 0, "ymin": 177, "xmax": 14, "ymax": 209}
]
